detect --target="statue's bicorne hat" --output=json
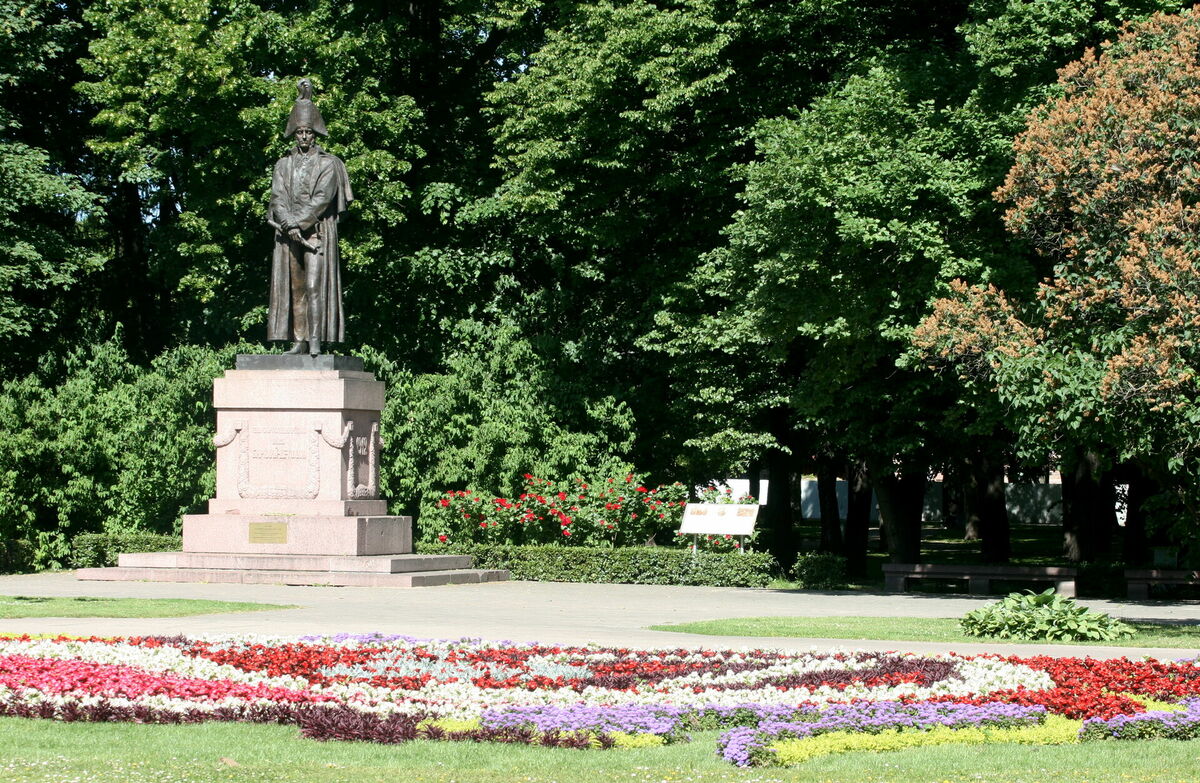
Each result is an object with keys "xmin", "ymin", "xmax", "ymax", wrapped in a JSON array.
[{"xmin": 284, "ymin": 79, "xmax": 328, "ymax": 137}]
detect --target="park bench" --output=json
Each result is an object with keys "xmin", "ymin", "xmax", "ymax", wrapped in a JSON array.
[
  {"xmin": 1125, "ymin": 569, "xmax": 1200, "ymax": 599},
  {"xmin": 882, "ymin": 563, "xmax": 1078, "ymax": 597}
]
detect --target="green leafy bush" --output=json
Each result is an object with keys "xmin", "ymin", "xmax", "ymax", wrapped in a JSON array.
[
  {"xmin": 788, "ymin": 552, "xmax": 848, "ymax": 589},
  {"xmin": 0, "ymin": 538, "xmax": 33, "ymax": 574},
  {"xmin": 960, "ymin": 589, "xmax": 1136, "ymax": 642},
  {"xmin": 418, "ymin": 543, "xmax": 781, "ymax": 587},
  {"xmin": 68, "ymin": 532, "xmax": 182, "ymax": 569},
  {"xmin": 0, "ymin": 337, "xmax": 230, "ymax": 569},
  {"xmin": 420, "ymin": 469, "xmax": 687, "ymax": 547}
]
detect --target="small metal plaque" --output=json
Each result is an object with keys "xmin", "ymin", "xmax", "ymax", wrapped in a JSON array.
[{"xmin": 248, "ymin": 521, "xmax": 288, "ymax": 544}]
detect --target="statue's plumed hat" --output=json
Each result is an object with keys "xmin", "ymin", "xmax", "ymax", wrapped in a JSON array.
[{"xmin": 284, "ymin": 79, "xmax": 328, "ymax": 137}]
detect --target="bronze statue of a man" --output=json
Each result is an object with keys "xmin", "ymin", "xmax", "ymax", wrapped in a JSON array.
[{"xmin": 267, "ymin": 79, "xmax": 353, "ymax": 356}]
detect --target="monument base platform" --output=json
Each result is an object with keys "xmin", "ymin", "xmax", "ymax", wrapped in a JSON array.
[
  {"xmin": 181, "ymin": 514, "xmax": 413, "ymax": 556},
  {"xmin": 76, "ymin": 551, "xmax": 509, "ymax": 588}
]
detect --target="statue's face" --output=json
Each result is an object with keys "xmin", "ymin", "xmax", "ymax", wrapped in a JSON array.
[{"xmin": 294, "ymin": 126, "xmax": 315, "ymax": 151}]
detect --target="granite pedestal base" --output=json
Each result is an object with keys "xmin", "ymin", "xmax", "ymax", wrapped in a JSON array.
[{"xmin": 77, "ymin": 355, "xmax": 507, "ymax": 588}]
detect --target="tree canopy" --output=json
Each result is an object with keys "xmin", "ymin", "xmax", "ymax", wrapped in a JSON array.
[{"xmin": 6, "ymin": 0, "xmax": 1200, "ymax": 567}]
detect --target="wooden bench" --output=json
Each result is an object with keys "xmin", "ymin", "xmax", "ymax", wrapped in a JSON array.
[
  {"xmin": 1125, "ymin": 569, "xmax": 1200, "ymax": 599},
  {"xmin": 882, "ymin": 563, "xmax": 1078, "ymax": 597}
]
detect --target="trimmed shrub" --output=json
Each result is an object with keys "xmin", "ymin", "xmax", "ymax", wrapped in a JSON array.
[
  {"xmin": 788, "ymin": 552, "xmax": 848, "ymax": 589},
  {"xmin": 960, "ymin": 589, "xmax": 1136, "ymax": 642},
  {"xmin": 418, "ymin": 543, "xmax": 780, "ymax": 587},
  {"xmin": 0, "ymin": 539, "xmax": 33, "ymax": 574},
  {"xmin": 68, "ymin": 533, "xmax": 182, "ymax": 569}
]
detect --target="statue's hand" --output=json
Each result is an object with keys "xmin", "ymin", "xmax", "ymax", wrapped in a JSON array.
[{"xmin": 288, "ymin": 228, "xmax": 303, "ymax": 242}]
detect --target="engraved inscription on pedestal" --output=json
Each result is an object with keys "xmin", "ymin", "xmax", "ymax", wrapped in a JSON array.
[
  {"xmin": 236, "ymin": 427, "xmax": 321, "ymax": 499},
  {"xmin": 248, "ymin": 521, "xmax": 288, "ymax": 544}
]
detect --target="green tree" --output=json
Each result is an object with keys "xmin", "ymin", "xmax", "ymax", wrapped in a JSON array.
[
  {"xmin": 919, "ymin": 6, "xmax": 1200, "ymax": 550},
  {"xmin": 0, "ymin": 0, "xmax": 103, "ymax": 370},
  {"xmin": 78, "ymin": 0, "xmax": 421, "ymax": 358}
]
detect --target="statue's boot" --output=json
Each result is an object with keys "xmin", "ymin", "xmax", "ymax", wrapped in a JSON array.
[
  {"xmin": 309, "ymin": 337, "xmax": 321, "ymax": 357},
  {"xmin": 285, "ymin": 340, "xmax": 308, "ymax": 355}
]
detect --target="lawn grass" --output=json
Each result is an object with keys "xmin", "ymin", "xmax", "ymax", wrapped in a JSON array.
[
  {"xmin": 647, "ymin": 615, "xmax": 1200, "ymax": 648},
  {"xmin": 0, "ymin": 595, "xmax": 296, "ymax": 619},
  {"xmin": 1, "ymin": 716, "xmax": 1198, "ymax": 783}
]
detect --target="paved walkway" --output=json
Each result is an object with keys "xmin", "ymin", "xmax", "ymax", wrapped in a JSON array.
[{"xmin": 1, "ymin": 572, "xmax": 1197, "ymax": 659}]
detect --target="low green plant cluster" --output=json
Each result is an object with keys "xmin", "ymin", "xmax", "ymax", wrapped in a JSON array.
[
  {"xmin": 68, "ymin": 533, "xmax": 182, "ymax": 569},
  {"xmin": 960, "ymin": 590, "xmax": 1136, "ymax": 642},
  {"xmin": 418, "ymin": 543, "xmax": 780, "ymax": 587},
  {"xmin": 787, "ymin": 552, "xmax": 848, "ymax": 589}
]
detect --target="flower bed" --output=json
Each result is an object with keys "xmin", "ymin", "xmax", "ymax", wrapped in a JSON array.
[{"xmin": 1, "ymin": 634, "xmax": 1198, "ymax": 765}]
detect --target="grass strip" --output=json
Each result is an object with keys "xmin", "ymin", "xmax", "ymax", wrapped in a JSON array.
[
  {"xmin": 647, "ymin": 616, "xmax": 1200, "ymax": 648},
  {"xmin": 2, "ymin": 717, "xmax": 1199, "ymax": 783},
  {"xmin": 0, "ymin": 595, "xmax": 296, "ymax": 619}
]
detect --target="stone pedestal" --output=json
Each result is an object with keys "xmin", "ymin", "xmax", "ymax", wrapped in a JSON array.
[
  {"xmin": 186, "ymin": 355, "xmax": 406, "ymax": 556},
  {"xmin": 77, "ymin": 355, "xmax": 506, "ymax": 588}
]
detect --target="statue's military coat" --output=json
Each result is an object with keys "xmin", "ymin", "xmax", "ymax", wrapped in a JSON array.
[{"xmin": 266, "ymin": 144, "xmax": 353, "ymax": 342}]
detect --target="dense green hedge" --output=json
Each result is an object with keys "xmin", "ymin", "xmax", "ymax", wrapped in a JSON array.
[
  {"xmin": 68, "ymin": 533, "xmax": 182, "ymax": 569},
  {"xmin": 418, "ymin": 543, "xmax": 781, "ymax": 587}
]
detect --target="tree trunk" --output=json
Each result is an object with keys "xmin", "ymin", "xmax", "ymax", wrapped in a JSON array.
[
  {"xmin": 1122, "ymin": 464, "xmax": 1156, "ymax": 567},
  {"xmin": 868, "ymin": 456, "xmax": 926, "ymax": 564},
  {"xmin": 844, "ymin": 459, "xmax": 872, "ymax": 579},
  {"xmin": 941, "ymin": 459, "xmax": 965, "ymax": 536},
  {"xmin": 747, "ymin": 458, "xmax": 762, "ymax": 505},
  {"xmin": 762, "ymin": 446, "xmax": 797, "ymax": 571},
  {"xmin": 816, "ymin": 455, "xmax": 843, "ymax": 554},
  {"xmin": 963, "ymin": 449, "xmax": 1011, "ymax": 563},
  {"xmin": 1061, "ymin": 449, "xmax": 1113, "ymax": 562}
]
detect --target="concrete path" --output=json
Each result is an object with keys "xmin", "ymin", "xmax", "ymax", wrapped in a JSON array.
[{"xmin": 1, "ymin": 572, "xmax": 1197, "ymax": 659}]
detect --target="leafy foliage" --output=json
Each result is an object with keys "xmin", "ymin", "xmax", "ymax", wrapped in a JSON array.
[
  {"xmin": 960, "ymin": 589, "xmax": 1135, "ymax": 641},
  {"xmin": 0, "ymin": 338, "xmax": 230, "ymax": 568},
  {"xmin": 68, "ymin": 532, "xmax": 183, "ymax": 569},
  {"xmin": 419, "ymin": 469, "xmax": 685, "ymax": 548},
  {"xmin": 916, "ymin": 6, "xmax": 1200, "ymax": 528},
  {"xmin": 0, "ymin": 0, "xmax": 103, "ymax": 365},
  {"xmin": 417, "ymin": 542, "xmax": 780, "ymax": 587},
  {"xmin": 787, "ymin": 552, "xmax": 849, "ymax": 590}
]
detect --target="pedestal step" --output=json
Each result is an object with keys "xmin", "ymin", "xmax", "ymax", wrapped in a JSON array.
[
  {"xmin": 118, "ymin": 551, "xmax": 473, "ymax": 573},
  {"xmin": 75, "ymin": 551, "xmax": 508, "ymax": 588},
  {"xmin": 75, "ymin": 566, "xmax": 508, "ymax": 588}
]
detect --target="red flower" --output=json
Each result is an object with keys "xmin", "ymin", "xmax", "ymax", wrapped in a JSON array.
[
  {"xmin": 562, "ymin": 529, "xmax": 571, "ymax": 536},
  {"xmin": 437, "ymin": 534, "xmax": 448, "ymax": 543},
  {"xmin": 438, "ymin": 498, "xmax": 450, "ymax": 507}
]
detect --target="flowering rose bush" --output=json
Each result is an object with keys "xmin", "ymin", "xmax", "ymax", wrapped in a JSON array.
[
  {"xmin": 421, "ymin": 469, "xmax": 687, "ymax": 547},
  {"xmin": 1, "ymin": 634, "xmax": 1198, "ymax": 763}
]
